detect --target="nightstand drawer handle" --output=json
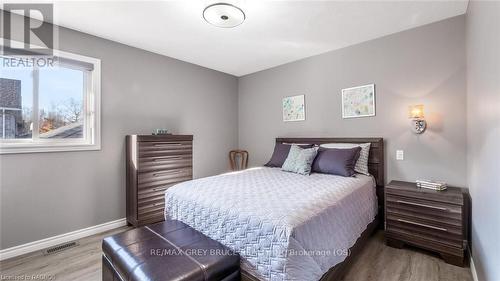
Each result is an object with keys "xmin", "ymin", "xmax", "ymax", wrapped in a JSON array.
[
  {"xmin": 397, "ymin": 218, "xmax": 448, "ymax": 232},
  {"xmin": 396, "ymin": 200, "xmax": 448, "ymax": 211}
]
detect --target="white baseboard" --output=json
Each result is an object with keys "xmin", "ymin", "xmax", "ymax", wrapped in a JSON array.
[
  {"xmin": 470, "ymin": 256, "xmax": 479, "ymax": 281},
  {"xmin": 0, "ymin": 218, "xmax": 127, "ymax": 261}
]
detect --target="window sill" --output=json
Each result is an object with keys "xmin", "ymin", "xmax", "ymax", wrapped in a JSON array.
[{"xmin": 0, "ymin": 143, "xmax": 101, "ymax": 154}]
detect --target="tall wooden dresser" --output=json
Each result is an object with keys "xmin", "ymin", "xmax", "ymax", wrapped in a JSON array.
[{"xmin": 126, "ymin": 135, "xmax": 193, "ymax": 227}]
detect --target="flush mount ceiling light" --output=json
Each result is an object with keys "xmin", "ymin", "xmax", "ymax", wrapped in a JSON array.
[{"xmin": 203, "ymin": 3, "xmax": 245, "ymax": 28}]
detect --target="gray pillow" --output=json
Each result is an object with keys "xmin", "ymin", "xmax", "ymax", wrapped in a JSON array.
[
  {"xmin": 320, "ymin": 143, "xmax": 371, "ymax": 175},
  {"xmin": 312, "ymin": 147, "xmax": 361, "ymax": 177},
  {"xmin": 265, "ymin": 143, "xmax": 313, "ymax": 167},
  {"xmin": 281, "ymin": 145, "xmax": 319, "ymax": 175}
]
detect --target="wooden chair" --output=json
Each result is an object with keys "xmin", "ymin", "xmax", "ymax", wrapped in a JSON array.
[{"xmin": 229, "ymin": 150, "xmax": 248, "ymax": 171}]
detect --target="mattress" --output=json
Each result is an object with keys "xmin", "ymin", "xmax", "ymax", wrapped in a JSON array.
[{"xmin": 164, "ymin": 167, "xmax": 377, "ymax": 281}]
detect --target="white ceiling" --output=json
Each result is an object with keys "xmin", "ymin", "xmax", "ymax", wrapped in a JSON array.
[{"xmin": 8, "ymin": 0, "xmax": 468, "ymax": 76}]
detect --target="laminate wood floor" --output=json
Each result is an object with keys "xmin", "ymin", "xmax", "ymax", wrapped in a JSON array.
[
  {"xmin": 0, "ymin": 229, "xmax": 473, "ymax": 281},
  {"xmin": 343, "ymin": 232, "xmax": 473, "ymax": 281}
]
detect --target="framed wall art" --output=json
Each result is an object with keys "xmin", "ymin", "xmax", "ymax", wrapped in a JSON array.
[
  {"xmin": 341, "ymin": 84, "xmax": 375, "ymax": 118},
  {"xmin": 282, "ymin": 94, "xmax": 305, "ymax": 122}
]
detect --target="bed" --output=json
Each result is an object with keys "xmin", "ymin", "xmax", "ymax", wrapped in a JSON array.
[{"xmin": 164, "ymin": 137, "xmax": 385, "ymax": 281}]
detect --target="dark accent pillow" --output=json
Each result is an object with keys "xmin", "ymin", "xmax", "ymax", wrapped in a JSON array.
[
  {"xmin": 264, "ymin": 143, "xmax": 313, "ymax": 167},
  {"xmin": 311, "ymin": 147, "xmax": 362, "ymax": 177}
]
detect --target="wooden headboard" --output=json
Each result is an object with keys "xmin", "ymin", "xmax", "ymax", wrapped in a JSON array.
[{"xmin": 276, "ymin": 137, "xmax": 385, "ymax": 187}]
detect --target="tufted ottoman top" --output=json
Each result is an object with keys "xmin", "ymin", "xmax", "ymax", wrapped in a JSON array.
[{"xmin": 102, "ymin": 220, "xmax": 240, "ymax": 281}]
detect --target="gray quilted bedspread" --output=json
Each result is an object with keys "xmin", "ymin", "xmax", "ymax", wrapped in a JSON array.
[{"xmin": 164, "ymin": 167, "xmax": 377, "ymax": 281}]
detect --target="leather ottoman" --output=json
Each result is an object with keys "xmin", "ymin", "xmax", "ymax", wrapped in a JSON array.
[{"xmin": 102, "ymin": 220, "xmax": 240, "ymax": 281}]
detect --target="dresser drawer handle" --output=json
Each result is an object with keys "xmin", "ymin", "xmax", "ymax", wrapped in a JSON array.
[
  {"xmin": 396, "ymin": 200, "xmax": 448, "ymax": 211},
  {"xmin": 152, "ymin": 156, "xmax": 183, "ymax": 161},
  {"xmin": 153, "ymin": 143, "xmax": 183, "ymax": 147},
  {"xmin": 153, "ymin": 170, "xmax": 184, "ymax": 177},
  {"xmin": 397, "ymin": 218, "xmax": 448, "ymax": 232}
]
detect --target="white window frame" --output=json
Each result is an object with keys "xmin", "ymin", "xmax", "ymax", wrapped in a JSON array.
[{"xmin": 0, "ymin": 46, "xmax": 101, "ymax": 154}]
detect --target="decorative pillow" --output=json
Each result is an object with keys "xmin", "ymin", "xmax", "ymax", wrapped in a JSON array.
[
  {"xmin": 320, "ymin": 143, "xmax": 371, "ymax": 175},
  {"xmin": 312, "ymin": 147, "xmax": 361, "ymax": 177},
  {"xmin": 281, "ymin": 145, "xmax": 319, "ymax": 175},
  {"xmin": 265, "ymin": 143, "xmax": 313, "ymax": 167}
]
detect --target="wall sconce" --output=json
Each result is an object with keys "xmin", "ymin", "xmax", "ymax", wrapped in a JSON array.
[{"xmin": 408, "ymin": 104, "xmax": 426, "ymax": 134}]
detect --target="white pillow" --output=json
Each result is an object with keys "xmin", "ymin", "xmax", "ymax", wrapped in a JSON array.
[{"xmin": 320, "ymin": 143, "xmax": 371, "ymax": 175}]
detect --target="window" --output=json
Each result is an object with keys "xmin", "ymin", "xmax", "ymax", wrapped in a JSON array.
[{"xmin": 0, "ymin": 49, "xmax": 101, "ymax": 154}]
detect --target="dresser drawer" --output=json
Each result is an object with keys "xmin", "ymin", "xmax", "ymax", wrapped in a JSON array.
[
  {"xmin": 137, "ymin": 196, "xmax": 165, "ymax": 224},
  {"xmin": 138, "ymin": 210, "xmax": 164, "ymax": 224},
  {"xmin": 138, "ymin": 154, "xmax": 192, "ymax": 172},
  {"xmin": 138, "ymin": 168, "xmax": 192, "ymax": 189},
  {"xmin": 138, "ymin": 184, "xmax": 170, "ymax": 200},
  {"xmin": 139, "ymin": 141, "xmax": 192, "ymax": 157},
  {"xmin": 138, "ymin": 192, "xmax": 165, "ymax": 205},
  {"xmin": 138, "ymin": 197, "xmax": 164, "ymax": 214}
]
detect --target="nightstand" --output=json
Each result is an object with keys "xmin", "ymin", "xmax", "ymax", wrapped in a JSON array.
[{"xmin": 384, "ymin": 180, "xmax": 470, "ymax": 267}]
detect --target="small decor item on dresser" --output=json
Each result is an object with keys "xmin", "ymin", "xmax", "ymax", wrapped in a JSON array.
[
  {"xmin": 229, "ymin": 149, "xmax": 248, "ymax": 171},
  {"xmin": 416, "ymin": 179, "xmax": 447, "ymax": 191},
  {"xmin": 152, "ymin": 129, "xmax": 170, "ymax": 135}
]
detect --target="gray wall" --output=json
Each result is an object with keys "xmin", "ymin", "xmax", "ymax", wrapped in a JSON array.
[
  {"xmin": 466, "ymin": 1, "xmax": 500, "ymax": 280},
  {"xmin": 238, "ymin": 16, "xmax": 467, "ymax": 187},
  {"xmin": 0, "ymin": 16, "xmax": 238, "ymax": 249}
]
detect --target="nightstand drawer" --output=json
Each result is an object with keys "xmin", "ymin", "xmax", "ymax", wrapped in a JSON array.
[
  {"xmin": 386, "ymin": 207, "xmax": 462, "ymax": 230},
  {"xmin": 386, "ymin": 194, "xmax": 462, "ymax": 218},
  {"xmin": 386, "ymin": 215, "xmax": 463, "ymax": 248},
  {"xmin": 386, "ymin": 211, "xmax": 462, "ymax": 236},
  {"xmin": 385, "ymin": 231, "xmax": 465, "ymax": 257}
]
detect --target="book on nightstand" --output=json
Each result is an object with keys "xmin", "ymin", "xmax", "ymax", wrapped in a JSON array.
[{"xmin": 416, "ymin": 180, "xmax": 447, "ymax": 191}]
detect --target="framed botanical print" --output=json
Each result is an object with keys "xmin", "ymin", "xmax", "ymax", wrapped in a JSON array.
[
  {"xmin": 341, "ymin": 84, "xmax": 376, "ymax": 118},
  {"xmin": 282, "ymin": 94, "xmax": 305, "ymax": 122}
]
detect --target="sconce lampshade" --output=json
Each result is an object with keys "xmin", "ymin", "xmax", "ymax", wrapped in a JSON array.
[
  {"xmin": 408, "ymin": 104, "xmax": 426, "ymax": 134},
  {"xmin": 408, "ymin": 104, "xmax": 424, "ymax": 119}
]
